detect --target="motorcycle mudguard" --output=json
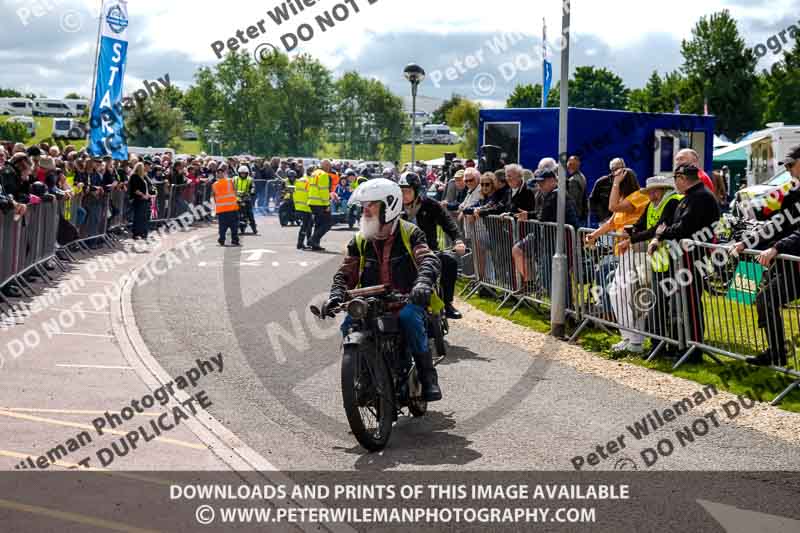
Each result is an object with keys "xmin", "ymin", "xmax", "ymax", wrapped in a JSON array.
[{"xmin": 343, "ymin": 330, "xmax": 370, "ymax": 348}]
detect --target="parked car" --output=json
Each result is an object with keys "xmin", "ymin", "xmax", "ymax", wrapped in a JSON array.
[
  {"xmin": 182, "ymin": 129, "xmax": 199, "ymax": 140},
  {"xmin": 730, "ymin": 167, "xmax": 793, "ymax": 221},
  {"xmin": 7, "ymin": 116, "xmax": 35, "ymax": 137}
]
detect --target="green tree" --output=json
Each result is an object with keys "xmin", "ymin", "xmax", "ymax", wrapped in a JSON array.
[
  {"xmin": 506, "ymin": 83, "xmax": 559, "ymax": 108},
  {"xmin": 760, "ymin": 40, "xmax": 800, "ymax": 125},
  {"xmin": 445, "ymin": 99, "xmax": 480, "ymax": 156},
  {"xmin": 64, "ymin": 92, "xmax": 85, "ymax": 99},
  {"xmin": 681, "ymin": 9, "xmax": 761, "ymax": 138},
  {"xmin": 124, "ymin": 92, "xmax": 184, "ymax": 149},
  {"xmin": 0, "ymin": 88, "xmax": 22, "ymax": 98},
  {"xmin": 183, "ymin": 67, "xmax": 223, "ymax": 140},
  {"xmin": 626, "ymin": 88, "xmax": 650, "ymax": 112},
  {"xmin": 333, "ymin": 72, "xmax": 406, "ymax": 160},
  {"xmin": 431, "ymin": 94, "xmax": 464, "ymax": 124},
  {"xmin": 506, "ymin": 84, "xmax": 540, "ymax": 108},
  {"xmin": 627, "ymin": 71, "xmax": 664, "ymax": 112},
  {"xmin": 0, "ymin": 121, "xmax": 29, "ymax": 143},
  {"xmin": 569, "ymin": 66, "xmax": 629, "ymax": 109}
]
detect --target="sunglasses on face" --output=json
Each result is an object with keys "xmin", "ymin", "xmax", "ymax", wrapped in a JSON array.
[
  {"xmin": 480, "ymin": 182, "xmax": 492, "ymax": 187},
  {"xmin": 465, "ymin": 178, "xmax": 476, "ymax": 184}
]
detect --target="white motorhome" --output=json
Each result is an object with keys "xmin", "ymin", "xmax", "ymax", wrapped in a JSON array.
[
  {"xmin": 33, "ymin": 99, "xmax": 73, "ymax": 117},
  {"xmin": 63, "ymin": 99, "xmax": 89, "ymax": 116},
  {"xmin": 52, "ymin": 119, "xmax": 87, "ymax": 139},
  {"xmin": 422, "ymin": 124, "xmax": 457, "ymax": 144},
  {"xmin": 8, "ymin": 116, "xmax": 36, "ymax": 137},
  {"xmin": 746, "ymin": 123, "xmax": 800, "ymax": 186},
  {"xmin": 0, "ymin": 97, "xmax": 34, "ymax": 116}
]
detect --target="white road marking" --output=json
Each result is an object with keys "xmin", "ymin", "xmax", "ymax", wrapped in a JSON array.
[
  {"xmin": 244, "ymin": 249, "xmax": 276, "ymax": 262},
  {"xmin": 51, "ymin": 332, "xmax": 114, "ymax": 338},
  {"xmin": 56, "ymin": 364, "xmax": 133, "ymax": 370},
  {"xmin": 50, "ymin": 308, "xmax": 109, "ymax": 315}
]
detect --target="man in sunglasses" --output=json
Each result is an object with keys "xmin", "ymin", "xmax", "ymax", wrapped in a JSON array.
[{"xmin": 647, "ymin": 164, "xmax": 721, "ymax": 362}]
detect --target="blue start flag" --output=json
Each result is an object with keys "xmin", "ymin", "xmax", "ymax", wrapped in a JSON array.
[
  {"xmin": 542, "ymin": 59, "xmax": 552, "ymax": 107},
  {"xmin": 88, "ymin": 0, "xmax": 130, "ymax": 160}
]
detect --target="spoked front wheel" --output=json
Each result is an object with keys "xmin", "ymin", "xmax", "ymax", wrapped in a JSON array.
[{"xmin": 341, "ymin": 344, "xmax": 394, "ymax": 451}]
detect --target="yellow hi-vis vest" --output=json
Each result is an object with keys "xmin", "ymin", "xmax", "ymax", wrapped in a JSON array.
[
  {"xmin": 354, "ymin": 219, "xmax": 445, "ymax": 314},
  {"xmin": 293, "ymin": 177, "xmax": 311, "ymax": 213},
  {"xmin": 648, "ymin": 192, "xmax": 684, "ymax": 273},
  {"xmin": 234, "ymin": 176, "xmax": 253, "ymax": 197},
  {"xmin": 213, "ymin": 178, "xmax": 239, "ymax": 214},
  {"xmin": 308, "ymin": 170, "xmax": 331, "ymax": 207}
]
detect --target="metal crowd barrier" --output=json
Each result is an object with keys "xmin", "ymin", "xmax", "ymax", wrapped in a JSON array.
[
  {"xmin": 0, "ymin": 200, "xmax": 64, "ymax": 304},
  {"xmin": 463, "ymin": 216, "xmax": 800, "ymax": 404},
  {"xmin": 108, "ymin": 187, "xmax": 130, "ymax": 235},
  {"xmin": 677, "ymin": 239, "xmax": 800, "ymax": 403},
  {"xmin": 462, "ymin": 215, "xmax": 519, "ymax": 310},
  {"xmin": 512, "ymin": 220, "xmax": 580, "ymax": 317},
  {"xmin": 569, "ymin": 229, "xmax": 688, "ymax": 358}
]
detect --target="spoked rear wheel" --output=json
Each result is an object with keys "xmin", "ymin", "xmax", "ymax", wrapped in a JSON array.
[{"xmin": 341, "ymin": 344, "xmax": 394, "ymax": 451}]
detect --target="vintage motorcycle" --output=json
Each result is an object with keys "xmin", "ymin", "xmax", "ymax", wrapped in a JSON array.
[{"xmin": 311, "ymin": 284, "xmax": 448, "ymax": 451}]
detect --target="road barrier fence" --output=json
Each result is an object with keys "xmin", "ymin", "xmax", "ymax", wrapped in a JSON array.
[{"xmin": 458, "ymin": 216, "xmax": 800, "ymax": 405}]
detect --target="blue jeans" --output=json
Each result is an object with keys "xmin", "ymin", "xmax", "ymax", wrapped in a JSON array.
[
  {"xmin": 255, "ymin": 181, "xmax": 267, "ymax": 213},
  {"xmin": 340, "ymin": 303, "xmax": 429, "ymax": 354}
]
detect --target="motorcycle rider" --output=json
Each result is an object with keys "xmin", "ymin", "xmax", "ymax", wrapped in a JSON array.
[
  {"xmin": 399, "ymin": 172, "xmax": 467, "ymax": 320},
  {"xmin": 235, "ymin": 164, "xmax": 257, "ymax": 235},
  {"xmin": 292, "ymin": 170, "xmax": 313, "ymax": 250},
  {"xmin": 322, "ymin": 178, "xmax": 444, "ymax": 402}
]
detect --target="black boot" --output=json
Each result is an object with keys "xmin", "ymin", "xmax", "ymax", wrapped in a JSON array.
[
  {"xmin": 413, "ymin": 351, "xmax": 442, "ymax": 402},
  {"xmin": 444, "ymin": 303, "xmax": 462, "ymax": 320}
]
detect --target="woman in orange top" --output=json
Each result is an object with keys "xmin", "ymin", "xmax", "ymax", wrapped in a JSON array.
[
  {"xmin": 584, "ymin": 168, "xmax": 650, "ymax": 353},
  {"xmin": 584, "ymin": 167, "xmax": 649, "ymax": 249}
]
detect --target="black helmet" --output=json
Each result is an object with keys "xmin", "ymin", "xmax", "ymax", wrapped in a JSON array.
[
  {"xmin": 398, "ymin": 172, "xmax": 423, "ymax": 198},
  {"xmin": 286, "ymin": 169, "xmax": 297, "ymax": 179}
]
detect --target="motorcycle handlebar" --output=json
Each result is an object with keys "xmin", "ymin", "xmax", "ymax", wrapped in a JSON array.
[{"xmin": 309, "ymin": 285, "xmax": 406, "ymax": 320}]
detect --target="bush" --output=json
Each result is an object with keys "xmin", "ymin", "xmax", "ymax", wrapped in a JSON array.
[{"xmin": 0, "ymin": 121, "xmax": 29, "ymax": 143}]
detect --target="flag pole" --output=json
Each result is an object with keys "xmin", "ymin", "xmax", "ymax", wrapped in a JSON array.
[
  {"xmin": 88, "ymin": 0, "xmax": 104, "ymax": 112},
  {"xmin": 542, "ymin": 17, "xmax": 546, "ymax": 107}
]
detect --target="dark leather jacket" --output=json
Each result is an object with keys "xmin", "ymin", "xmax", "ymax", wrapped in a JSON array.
[{"xmin": 402, "ymin": 196, "xmax": 461, "ymax": 252}]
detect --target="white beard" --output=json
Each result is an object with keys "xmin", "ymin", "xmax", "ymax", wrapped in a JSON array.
[{"xmin": 359, "ymin": 215, "xmax": 381, "ymax": 240}]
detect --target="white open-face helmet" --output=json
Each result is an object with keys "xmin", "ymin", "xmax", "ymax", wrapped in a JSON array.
[
  {"xmin": 349, "ymin": 177, "xmax": 403, "ymax": 224},
  {"xmin": 238, "ymin": 165, "xmax": 250, "ymax": 175}
]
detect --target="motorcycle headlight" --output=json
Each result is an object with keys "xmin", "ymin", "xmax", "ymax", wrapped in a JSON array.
[{"xmin": 347, "ymin": 298, "xmax": 368, "ymax": 319}]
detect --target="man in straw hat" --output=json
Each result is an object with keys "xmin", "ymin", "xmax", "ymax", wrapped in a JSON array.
[{"xmin": 615, "ymin": 176, "xmax": 684, "ymax": 357}]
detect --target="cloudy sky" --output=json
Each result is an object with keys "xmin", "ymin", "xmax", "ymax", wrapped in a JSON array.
[{"xmin": 1, "ymin": 0, "xmax": 797, "ymax": 108}]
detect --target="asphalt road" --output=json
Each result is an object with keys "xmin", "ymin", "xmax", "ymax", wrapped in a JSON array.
[{"xmin": 133, "ymin": 215, "xmax": 800, "ymax": 471}]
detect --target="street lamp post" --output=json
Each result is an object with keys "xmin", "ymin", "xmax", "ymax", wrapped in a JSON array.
[
  {"xmin": 404, "ymin": 63, "xmax": 425, "ymax": 168},
  {"xmin": 550, "ymin": 0, "xmax": 571, "ymax": 337}
]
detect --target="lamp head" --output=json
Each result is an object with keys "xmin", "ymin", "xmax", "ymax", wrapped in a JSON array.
[{"xmin": 403, "ymin": 63, "xmax": 426, "ymax": 85}]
